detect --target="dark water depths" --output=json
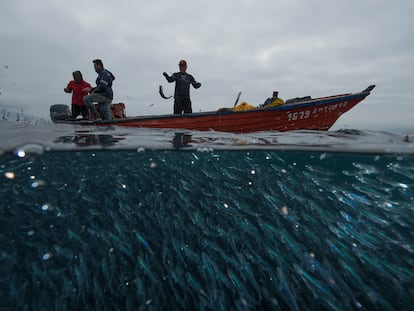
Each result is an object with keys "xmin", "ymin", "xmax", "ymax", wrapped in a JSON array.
[{"xmin": 1, "ymin": 147, "xmax": 413, "ymax": 310}]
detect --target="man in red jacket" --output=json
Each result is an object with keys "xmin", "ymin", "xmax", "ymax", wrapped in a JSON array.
[{"xmin": 64, "ymin": 71, "xmax": 91, "ymax": 119}]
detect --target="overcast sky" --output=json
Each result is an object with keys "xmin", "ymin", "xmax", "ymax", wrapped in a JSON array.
[{"xmin": 0, "ymin": 0, "xmax": 413, "ymax": 131}]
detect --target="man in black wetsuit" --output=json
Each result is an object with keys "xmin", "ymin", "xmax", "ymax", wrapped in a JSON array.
[{"xmin": 163, "ymin": 60, "xmax": 201, "ymax": 114}]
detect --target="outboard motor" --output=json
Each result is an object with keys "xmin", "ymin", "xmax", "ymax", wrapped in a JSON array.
[{"xmin": 50, "ymin": 104, "xmax": 71, "ymax": 121}]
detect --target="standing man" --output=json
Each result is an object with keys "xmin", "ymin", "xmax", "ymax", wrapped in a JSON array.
[
  {"xmin": 163, "ymin": 60, "xmax": 201, "ymax": 114},
  {"xmin": 64, "ymin": 70, "xmax": 91, "ymax": 119},
  {"xmin": 83, "ymin": 59, "xmax": 115, "ymax": 120}
]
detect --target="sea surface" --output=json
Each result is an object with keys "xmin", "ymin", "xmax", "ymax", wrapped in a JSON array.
[{"xmin": 1, "ymin": 119, "xmax": 414, "ymax": 310}]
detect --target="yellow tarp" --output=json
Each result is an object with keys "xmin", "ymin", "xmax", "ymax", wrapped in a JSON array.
[
  {"xmin": 234, "ymin": 101, "xmax": 256, "ymax": 111},
  {"xmin": 265, "ymin": 98, "xmax": 284, "ymax": 108}
]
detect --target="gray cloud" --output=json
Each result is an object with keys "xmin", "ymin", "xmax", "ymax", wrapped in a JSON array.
[{"xmin": 1, "ymin": 0, "xmax": 413, "ymax": 131}]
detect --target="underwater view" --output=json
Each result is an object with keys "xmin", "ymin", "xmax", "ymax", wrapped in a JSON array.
[{"xmin": 1, "ymin": 120, "xmax": 414, "ymax": 310}]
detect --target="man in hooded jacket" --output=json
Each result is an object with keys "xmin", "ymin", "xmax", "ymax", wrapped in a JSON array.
[{"xmin": 84, "ymin": 59, "xmax": 115, "ymax": 120}]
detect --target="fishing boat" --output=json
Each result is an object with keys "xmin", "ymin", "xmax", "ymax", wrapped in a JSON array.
[{"xmin": 50, "ymin": 85, "xmax": 375, "ymax": 133}]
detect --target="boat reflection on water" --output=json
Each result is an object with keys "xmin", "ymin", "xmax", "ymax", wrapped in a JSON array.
[
  {"xmin": 172, "ymin": 133, "xmax": 193, "ymax": 149},
  {"xmin": 54, "ymin": 134, "xmax": 126, "ymax": 147},
  {"xmin": 53, "ymin": 132, "xmax": 194, "ymax": 150},
  {"xmin": 46, "ymin": 128, "xmax": 414, "ymax": 153}
]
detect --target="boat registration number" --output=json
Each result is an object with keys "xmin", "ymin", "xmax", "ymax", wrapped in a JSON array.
[{"xmin": 287, "ymin": 101, "xmax": 348, "ymax": 121}]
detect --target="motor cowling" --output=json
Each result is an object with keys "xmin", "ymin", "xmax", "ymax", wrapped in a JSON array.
[{"xmin": 50, "ymin": 104, "xmax": 71, "ymax": 121}]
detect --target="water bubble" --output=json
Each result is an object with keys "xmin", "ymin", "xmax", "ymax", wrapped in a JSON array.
[
  {"xmin": 197, "ymin": 147, "xmax": 214, "ymax": 152},
  {"xmin": 41, "ymin": 203, "xmax": 53, "ymax": 211},
  {"xmin": 398, "ymin": 183, "xmax": 408, "ymax": 190},
  {"xmin": 42, "ymin": 253, "xmax": 51, "ymax": 261},
  {"xmin": 4, "ymin": 172, "xmax": 15, "ymax": 179},
  {"xmin": 14, "ymin": 144, "xmax": 45, "ymax": 157},
  {"xmin": 31, "ymin": 180, "xmax": 46, "ymax": 188}
]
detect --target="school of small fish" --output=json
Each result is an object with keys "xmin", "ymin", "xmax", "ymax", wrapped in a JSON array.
[{"xmin": 0, "ymin": 150, "xmax": 413, "ymax": 310}]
